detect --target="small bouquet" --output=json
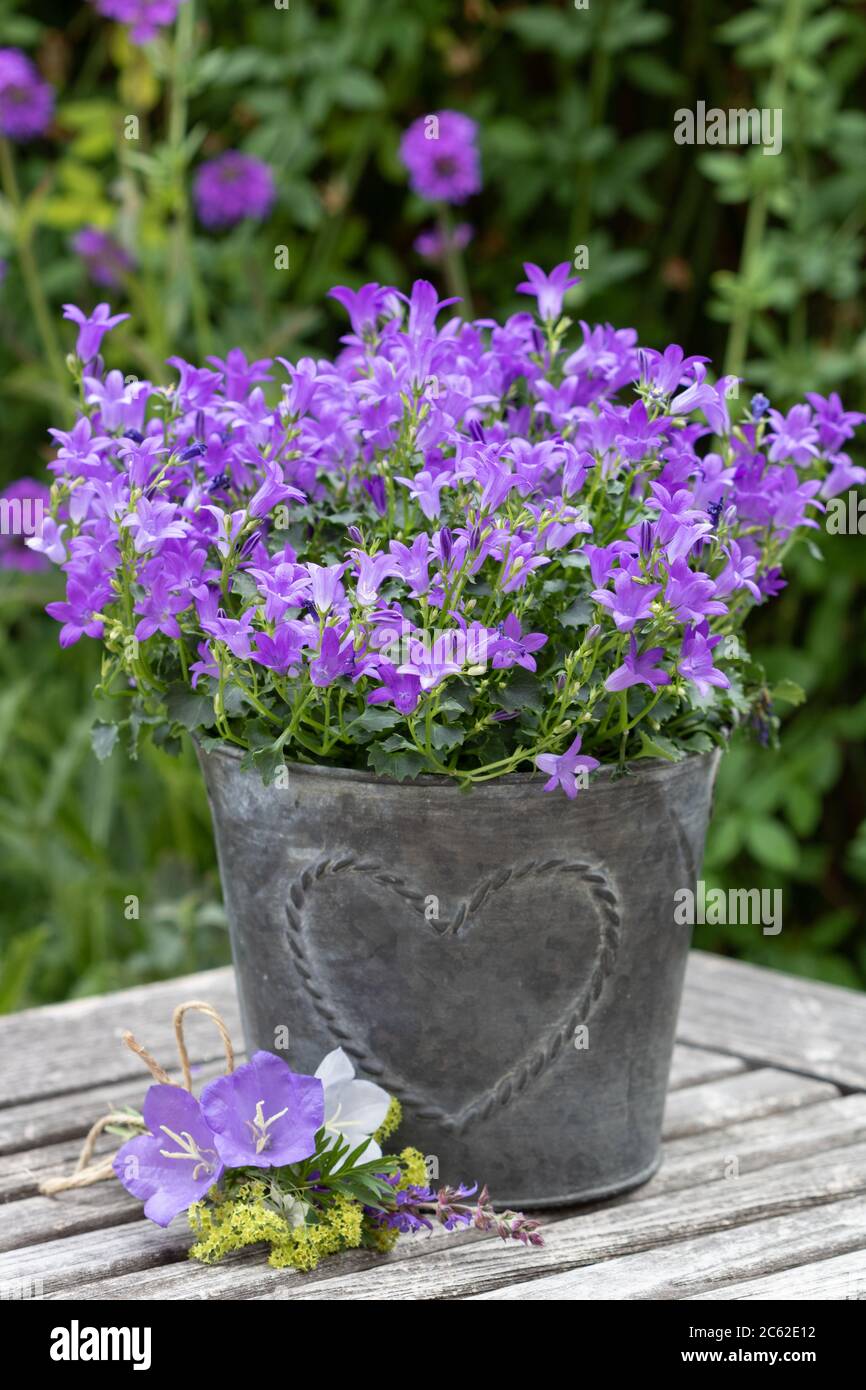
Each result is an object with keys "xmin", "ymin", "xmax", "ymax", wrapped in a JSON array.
[{"xmin": 42, "ymin": 1002, "xmax": 542, "ymax": 1271}]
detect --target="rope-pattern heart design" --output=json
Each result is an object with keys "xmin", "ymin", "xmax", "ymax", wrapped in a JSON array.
[{"xmin": 283, "ymin": 852, "xmax": 621, "ymax": 1132}]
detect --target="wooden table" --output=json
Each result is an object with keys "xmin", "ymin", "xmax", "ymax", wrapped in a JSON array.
[{"xmin": 2, "ymin": 950, "xmax": 865, "ymax": 1301}]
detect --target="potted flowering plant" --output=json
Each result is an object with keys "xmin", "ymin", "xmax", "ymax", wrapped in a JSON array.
[{"xmin": 36, "ymin": 264, "xmax": 864, "ymax": 1205}]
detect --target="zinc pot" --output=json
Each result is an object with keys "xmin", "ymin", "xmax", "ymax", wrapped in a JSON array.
[{"xmin": 197, "ymin": 744, "xmax": 720, "ymax": 1207}]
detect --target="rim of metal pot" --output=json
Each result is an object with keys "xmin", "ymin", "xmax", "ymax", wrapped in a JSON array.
[{"xmin": 196, "ymin": 737, "xmax": 720, "ymax": 792}]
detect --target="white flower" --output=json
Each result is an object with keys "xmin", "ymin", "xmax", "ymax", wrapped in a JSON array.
[{"xmin": 315, "ymin": 1047, "xmax": 391, "ymax": 1166}]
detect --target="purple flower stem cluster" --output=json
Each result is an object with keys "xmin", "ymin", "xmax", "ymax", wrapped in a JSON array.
[
  {"xmin": 40, "ymin": 272, "xmax": 864, "ymax": 795},
  {"xmin": 370, "ymin": 1179, "xmax": 544, "ymax": 1246}
]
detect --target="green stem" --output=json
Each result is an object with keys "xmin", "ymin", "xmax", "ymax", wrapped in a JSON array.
[
  {"xmin": 0, "ymin": 137, "xmax": 68, "ymax": 400},
  {"xmin": 437, "ymin": 205, "xmax": 474, "ymax": 319}
]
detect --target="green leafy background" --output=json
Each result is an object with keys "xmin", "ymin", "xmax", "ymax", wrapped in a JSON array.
[{"xmin": 0, "ymin": 0, "xmax": 864, "ymax": 1006}]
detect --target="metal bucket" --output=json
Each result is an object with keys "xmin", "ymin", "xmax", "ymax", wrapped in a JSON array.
[{"xmin": 197, "ymin": 745, "xmax": 719, "ymax": 1207}]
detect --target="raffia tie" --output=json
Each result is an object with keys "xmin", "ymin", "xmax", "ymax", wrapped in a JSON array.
[{"xmin": 38, "ymin": 1000, "xmax": 235, "ymax": 1197}]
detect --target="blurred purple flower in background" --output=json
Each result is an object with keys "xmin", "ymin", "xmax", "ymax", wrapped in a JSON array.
[
  {"xmin": 399, "ymin": 111, "xmax": 481, "ymax": 204},
  {"xmin": 91, "ymin": 0, "xmax": 187, "ymax": 45},
  {"xmin": 0, "ymin": 48, "xmax": 53, "ymax": 142},
  {"xmin": 194, "ymin": 152, "xmax": 275, "ymax": 230},
  {"xmin": 72, "ymin": 227, "xmax": 136, "ymax": 289},
  {"xmin": 414, "ymin": 222, "xmax": 473, "ymax": 262}
]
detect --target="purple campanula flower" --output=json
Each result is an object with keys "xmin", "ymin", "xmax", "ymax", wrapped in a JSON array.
[
  {"xmin": 0, "ymin": 478, "xmax": 51, "ymax": 571},
  {"xmin": 120, "ymin": 496, "xmax": 189, "ymax": 552},
  {"xmin": 750, "ymin": 392, "xmax": 770, "ymax": 420},
  {"xmin": 247, "ymin": 459, "xmax": 305, "ymax": 518},
  {"xmin": 639, "ymin": 344, "xmax": 709, "ymax": 398},
  {"xmin": 45, "ymin": 575, "xmax": 111, "ymax": 646},
  {"xmin": 399, "ymin": 110, "xmax": 481, "ymax": 205},
  {"xmin": 350, "ymin": 549, "xmax": 399, "ymax": 608},
  {"xmin": 605, "ymin": 637, "xmax": 670, "ymax": 692},
  {"xmin": 206, "ymin": 348, "xmax": 272, "ymax": 399},
  {"xmin": 62, "ymin": 302, "xmax": 130, "ymax": 363},
  {"xmin": 113, "ymin": 1084, "xmax": 223, "ymax": 1228},
  {"xmin": 758, "ymin": 568, "xmax": 786, "ymax": 600},
  {"xmin": 678, "ymin": 624, "xmax": 729, "ymax": 698},
  {"xmin": 536, "ymin": 734, "xmax": 600, "ymax": 799},
  {"xmin": 584, "ymin": 541, "xmax": 631, "ymax": 588},
  {"xmin": 25, "ymin": 514, "xmax": 66, "ymax": 567},
  {"xmin": 307, "ymin": 561, "xmax": 346, "ymax": 616},
  {"xmin": 248, "ymin": 561, "xmax": 310, "ymax": 623},
  {"xmin": 309, "ymin": 625, "xmax": 355, "ymax": 686},
  {"xmin": 713, "ymin": 540, "xmax": 761, "ymax": 601},
  {"xmin": 199, "ymin": 606, "xmax": 256, "ymax": 660},
  {"xmin": 83, "ymin": 370, "xmax": 149, "ymax": 434},
  {"xmin": 194, "ymin": 152, "xmax": 275, "ymax": 230},
  {"xmin": 328, "ymin": 283, "xmax": 389, "ymax": 340},
  {"xmin": 663, "ymin": 559, "xmax": 727, "ymax": 624},
  {"xmin": 805, "ymin": 392, "xmax": 866, "ymax": 455},
  {"xmin": 591, "ymin": 571, "xmax": 661, "ymax": 632},
  {"xmin": 395, "ymin": 468, "xmax": 453, "ymax": 521},
  {"xmin": 252, "ymin": 622, "xmax": 306, "ymax": 675},
  {"xmin": 133, "ymin": 573, "xmax": 190, "ymax": 640},
  {"xmin": 770, "ymin": 466, "xmax": 823, "ymax": 536},
  {"xmin": 516, "ymin": 262, "xmax": 580, "ymax": 324},
  {"xmin": 200, "ymin": 1051, "xmax": 323, "ymax": 1169},
  {"xmin": 489, "ymin": 613, "xmax": 547, "ymax": 673},
  {"xmin": 189, "ymin": 640, "xmax": 219, "ymax": 688},
  {"xmin": 389, "ymin": 534, "xmax": 431, "ymax": 596},
  {"xmin": 0, "ymin": 49, "xmax": 53, "ymax": 142},
  {"xmin": 72, "ymin": 227, "xmax": 135, "ymax": 288},
  {"xmin": 821, "ymin": 453, "xmax": 866, "ymax": 500},
  {"xmin": 670, "ymin": 364, "xmax": 734, "ymax": 435},
  {"xmin": 766, "ymin": 405, "xmax": 820, "ymax": 467},
  {"xmin": 367, "ymin": 661, "xmax": 423, "ymax": 715}
]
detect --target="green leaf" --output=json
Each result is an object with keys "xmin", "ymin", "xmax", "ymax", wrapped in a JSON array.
[
  {"xmin": 560, "ymin": 596, "xmax": 593, "ymax": 628},
  {"xmin": 770, "ymin": 679, "xmax": 806, "ymax": 706},
  {"xmin": 164, "ymin": 684, "xmax": 216, "ymax": 733},
  {"xmin": 498, "ymin": 669, "xmax": 544, "ymax": 714},
  {"xmin": 634, "ymin": 731, "xmax": 685, "ymax": 762},
  {"xmin": 367, "ymin": 743, "xmax": 426, "ymax": 781},
  {"xmin": 91, "ymin": 722, "xmax": 120, "ymax": 762},
  {"xmin": 429, "ymin": 723, "xmax": 465, "ymax": 752},
  {"xmin": 745, "ymin": 817, "xmax": 800, "ymax": 872}
]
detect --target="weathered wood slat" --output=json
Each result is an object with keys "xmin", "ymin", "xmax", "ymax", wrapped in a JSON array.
[
  {"xmin": 680, "ymin": 951, "xmax": 866, "ymax": 1091},
  {"xmin": 667, "ymin": 1045, "xmax": 749, "ymax": 1091},
  {"xmin": 0, "ymin": 968, "xmax": 239, "ymax": 1109},
  {"xmin": 662, "ymin": 1069, "xmax": 837, "ymax": 1140},
  {"xmin": 0, "ymin": 1059, "xmax": 231, "ymax": 1159},
  {"xmin": 262, "ymin": 1143, "xmax": 866, "ymax": 1300},
  {"xmin": 0, "ymin": 1187, "xmax": 141, "ymax": 1255},
  {"xmin": 686, "ymin": 1248, "xmax": 866, "ymax": 1301},
  {"xmin": 469, "ymin": 1196, "xmax": 866, "ymax": 1300}
]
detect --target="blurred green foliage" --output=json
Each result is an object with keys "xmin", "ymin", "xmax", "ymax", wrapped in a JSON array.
[{"xmin": 0, "ymin": 0, "xmax": 864, "ymax": 1005}]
